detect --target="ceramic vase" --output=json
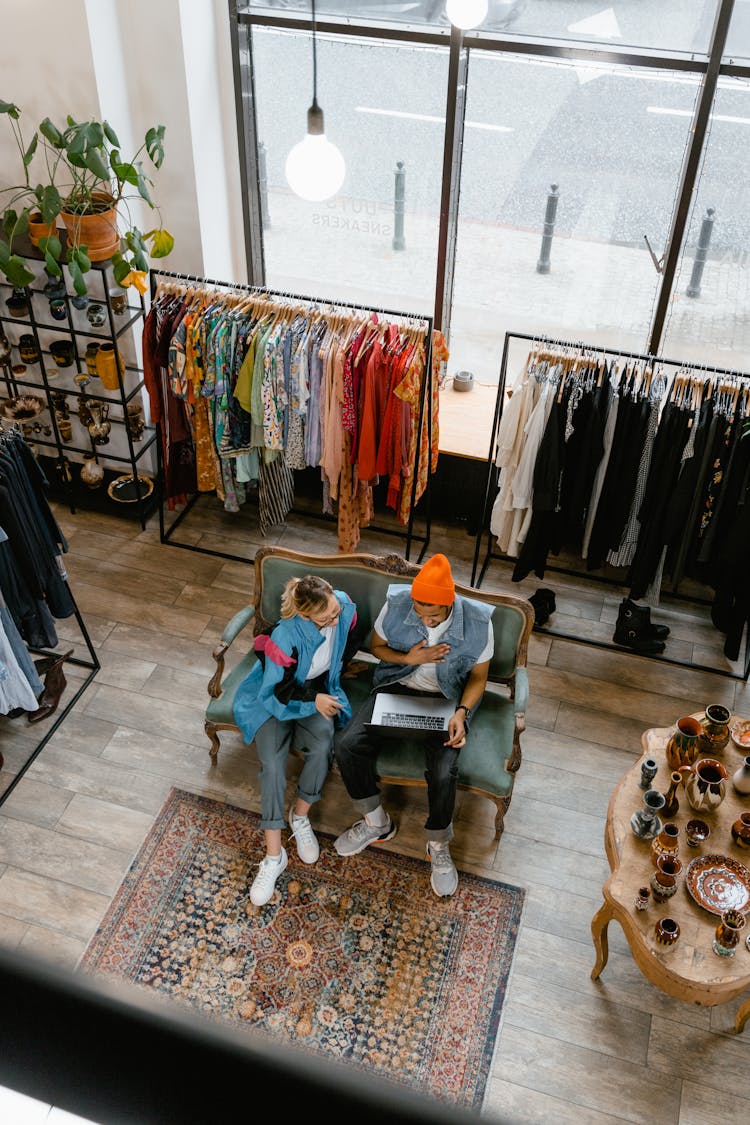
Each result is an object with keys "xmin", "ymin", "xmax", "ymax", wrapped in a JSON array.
[
  {"xmin": 666, "ymin": 716, "xmax": 704, "ymax": 770},
  {"xmin": 662, "ymin": 771, "xmax": 683, "ymax": 818},
  {"xmin": 651, "ymin": 822, "xmax": 680, "ymax": 866},
  {"xmin": 732, "ymin": 755, "xmax": 750, "ymax": 796},
  {"xmin": 639, "ymin": 757, "xmax": 658, "ymax": 790},
  {"xmin": 95, "ymin": 343, "xmax": 123, "ymax": 391},
  {"xmin": 712, "ymin": 909, "xmax": 745, "ymax": 957},
  {"xmin": 684, "ymin": 757, "xmax": 728, "ymax": 813},
  {"xmin": 80, "ymin": 455, "xmax": 104, "ymax": 490},
  {"xmin": 650, "ymin": 854, "xmax": 682, "ymax": 902},
  {"xmin": 6, "ymin": 287, "xmax": 30, "ymax": 317},
  {"xmin": 634, "ymin": 886, "xmax": 651, "ymax": 911},
  {"xmin": 630, "ymin": 789, "xmax": 666, "ymax": 840},
  {"xmin": 700, "ymin": 704, "xmax": 731, "ymax": 754},
  {"xmin": 654, "ymin": 917, "xmax": 680, "ymax": 947},
  {"xmin": 731, "ymin": 812, "xmax": 750, "ymax": 849}
]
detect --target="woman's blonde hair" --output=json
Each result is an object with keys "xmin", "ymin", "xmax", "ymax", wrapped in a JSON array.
[{"xmin": 280, "ymin": 575, "xmax": 335, "ymax": 619}]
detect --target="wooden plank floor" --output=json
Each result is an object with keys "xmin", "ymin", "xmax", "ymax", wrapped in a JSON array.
[{"xmin": 1, "ymin": 496, "xmax": 750, "ymax": 1123}]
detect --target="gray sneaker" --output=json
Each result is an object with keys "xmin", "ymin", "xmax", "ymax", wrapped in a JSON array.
[
  {"xmin": 334, "ymin": 815, "xmax": 397, "ymax": 856},
  {"xmin": 427, "ymin": 841, "xmax": 458, "ymax": 897}
]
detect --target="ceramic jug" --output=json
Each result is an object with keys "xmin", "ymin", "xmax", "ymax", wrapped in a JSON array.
[
  {"xmin": 684, "ymin": 757, "xmax": 728, "ymax": 813},
  {"xmin": 665, "ymin": 716, "xmax": 703, "ymax": 770}
]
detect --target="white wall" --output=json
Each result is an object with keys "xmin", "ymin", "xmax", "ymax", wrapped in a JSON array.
[{"xmin": 0, "ymin": 0, "xmax": 246, "ymax": 286}]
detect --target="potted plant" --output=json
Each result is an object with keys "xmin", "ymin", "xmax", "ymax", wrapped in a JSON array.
[{"xmin": 0, "ymin": 100, "xmax": 174, "ymax": 296}]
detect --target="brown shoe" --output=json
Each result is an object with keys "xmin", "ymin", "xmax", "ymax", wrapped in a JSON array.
[
  {"xmin": 33, "ymin": 647, "xmax": 74, "ymax": 677},
  {"xmin": 28, "ymin": 661, "xmax": 68, "ymax": 724}
]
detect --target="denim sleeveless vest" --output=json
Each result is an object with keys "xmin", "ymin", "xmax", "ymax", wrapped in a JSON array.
[{"xmin": 372, "ymin": 586, "xmax": 494, "ymax": 704}]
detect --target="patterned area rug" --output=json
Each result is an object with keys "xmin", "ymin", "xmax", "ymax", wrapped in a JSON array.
[{"xmin": 80, "ymin": 789, "xmax": 524, "ymax": 1109}]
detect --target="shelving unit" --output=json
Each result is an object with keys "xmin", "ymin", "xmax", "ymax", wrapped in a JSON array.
[{"xmin": 0, "ymin": 235, "xmax": 158, "ymax": 528}]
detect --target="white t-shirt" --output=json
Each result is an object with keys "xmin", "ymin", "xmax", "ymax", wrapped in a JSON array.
[
  {"xmin": 373, "ymin": 604, "xmax": 494, "ymax": 693},
  {"xmin": 307, "ymin": 625, "xmax": 335, "ymax": 681}
]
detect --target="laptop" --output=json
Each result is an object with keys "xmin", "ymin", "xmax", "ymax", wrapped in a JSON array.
[{"xmin": 366, "ymin": 692, "xmax": 455, "ymax": 738}]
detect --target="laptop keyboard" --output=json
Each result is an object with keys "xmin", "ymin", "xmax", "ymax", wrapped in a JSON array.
[{"xmin": 379, "ymin": 713, "xmax": 447, "ymax": 730}]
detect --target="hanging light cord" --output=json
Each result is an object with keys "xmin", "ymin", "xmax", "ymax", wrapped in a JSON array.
[{"xmin": 311, "ymin": 0, "xmax": 319, "ymax": 111}]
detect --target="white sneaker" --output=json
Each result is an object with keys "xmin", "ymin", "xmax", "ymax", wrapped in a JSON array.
[
  {"xmin": 250, "ymin": 847, "xmax": 288, "ymax": 906},
  {"xmin": 427, "ymin": 841, "xmax": 458, "ymax": 897},
  {"xmin": 288, "ymin": 808, "xmax": 320, "ymax": 864}
]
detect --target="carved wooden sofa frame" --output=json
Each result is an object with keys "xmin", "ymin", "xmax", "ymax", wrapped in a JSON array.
[{"xmin": 205, "ymin": 546, "xmax": 534, "ymax": 838}]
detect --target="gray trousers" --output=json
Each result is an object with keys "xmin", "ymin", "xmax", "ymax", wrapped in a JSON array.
[{"xmin": 254, "ymin": 712, "xmax": 333, "ymax": 830}]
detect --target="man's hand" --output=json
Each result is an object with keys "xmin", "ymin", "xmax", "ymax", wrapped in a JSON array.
[
  {"xmin": 341, "ymin": 659, "xmax": 370, "ymax": 680},
  {"xmin": 407, "ymin": 639, "xmax": 451, "ymax": 665},
  {"xmin": 315, "ymin": 693, "xmax": 343, "ymax": 718},
  {"xmin": 443, "ymin": 711, "xmax": 467, "ymax": 748}
]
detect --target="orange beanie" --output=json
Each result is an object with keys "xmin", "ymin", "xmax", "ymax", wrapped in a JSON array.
[{"xmin": 411, "ymin": 553, "xmax": 455, "ymax": 606}]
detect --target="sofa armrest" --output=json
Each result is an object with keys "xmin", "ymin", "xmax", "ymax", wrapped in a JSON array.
[
  {"xmin": 512, "ymin": 666, "xmax": 529, "ymax": 720},
  {"xmin": 207, "ymin": 606, "xmax": 255, "ymax": 699}
]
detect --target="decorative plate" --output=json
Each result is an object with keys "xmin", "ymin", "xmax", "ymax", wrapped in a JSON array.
[
  {"xmin": 107, "ymin": 473, "xmax": 154, "ymax": 504},
  {"xmin": 0, "ymin": 393, "xmax": 46, "ymax": 420},
  {"xmin": 685, "ymin": 854, "xmax": 750, "ymax": 915}
]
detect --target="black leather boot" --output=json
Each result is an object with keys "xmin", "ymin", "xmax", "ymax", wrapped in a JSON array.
[{"xmin": 613, "ymin": 598, "xmax": 668, "ymax": 654}]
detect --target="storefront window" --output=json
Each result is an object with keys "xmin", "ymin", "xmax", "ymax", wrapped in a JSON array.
[
  {"xmin": 242, "ymin": 1, "xmax": 720, "ymax": 53},
  {"xmin": 448, "ymin": 52, "xmax": 698, "ymax": 384},
  {"xmin": 251, "ymin": 26, "xmax": 447, "ymax": 314},
  {"xmin": 660, "ymin": 77, "xmax": 750, "ymax": 369}
]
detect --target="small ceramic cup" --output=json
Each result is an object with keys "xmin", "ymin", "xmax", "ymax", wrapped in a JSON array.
[
  {"xmin": 87, "ymin": 302, "xmax": 106, "ymax": 328},
  {"xmin": 49, "ymin": 339, "xmax": 75, "ymax": 367},
  {"xmin": 49, "ymin": 297, "xmax": 68, "ymax": 321},
  {"xmin": 654, "ymin": 917, "xmax": 680, "ymax": 947},
  {"xmin": 109, "ymin": 289, "xmax": 128, "ymax": 315},
  {"xmin": 685, "ymin": 818, "xmax": 710, "ymax": 847}
]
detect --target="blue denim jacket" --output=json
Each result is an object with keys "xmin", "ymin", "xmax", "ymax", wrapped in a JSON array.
[
  {"xmin": 233, "ymin": 591, "xmax": 356, "ymax": 742},
  {"xmin": 372, "ymin": 586, "xmax": 494, "ymax": 706}
]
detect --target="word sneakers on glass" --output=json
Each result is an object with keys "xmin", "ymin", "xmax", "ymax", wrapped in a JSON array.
[
  {"xmin": 427, "ymin": 841, "xmax": 458, "ymax": 897},
  {"xmin": 288, "ymin": 807, "xmax": 319, "ymax": 864},
  {"xmin": 334, "ymin": 815, "xmax": 397, "ymax": 856},
  {"xmin": 250, "ymin": 847, "xmax": 288, "ymax": 907}
]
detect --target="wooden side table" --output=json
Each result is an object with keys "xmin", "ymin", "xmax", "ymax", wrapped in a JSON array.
[{"xmin": 591, "ymin": 724, "xmax": 750, "ymax": 1032}]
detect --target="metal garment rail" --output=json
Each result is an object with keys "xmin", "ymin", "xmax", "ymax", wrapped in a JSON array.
[
  {"xmin": 0, "ymin": 586, "xmax": 100, "ymax": 807},
  {"xmin": 470, "ymin": 330, "xmax": 750, "ymax": 682},
  {"xmin": 150, "ymin": 270, "xmax": 434, "ymax": 564}
]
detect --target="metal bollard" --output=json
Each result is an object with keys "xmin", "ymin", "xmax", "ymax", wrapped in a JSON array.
[
  {"xmin": 686, "ymin": 207, "xmax": 715, "ymax": 298},
  {"xmin": 392, "ymin": 161, "xmax": 406, "ymax": 251},
  {"xmin": 258, "ymin": 141, "xmax": 270, "ymax": 228},
  {"xmin": 536, "ymin": 183, "xmax": 560, "ymax": 274}
]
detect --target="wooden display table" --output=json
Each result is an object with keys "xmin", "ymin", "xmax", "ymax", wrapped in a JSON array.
[{"xmin": 591, "ymin": 724, "xmax": 750, "ymax": 1032}]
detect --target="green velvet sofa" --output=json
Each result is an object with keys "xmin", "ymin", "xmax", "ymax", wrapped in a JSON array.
[{"xmin": 205, "ymin": 546, "xmax": 534, "ymax": 837}]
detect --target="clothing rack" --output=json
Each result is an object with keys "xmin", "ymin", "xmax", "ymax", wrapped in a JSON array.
[
  {"xmin": 149, "ymin": 270, "xmax": 435, "ymax": 562},
  {"xmin": 0, "ymin": 423, "xmax": 100, "ymax": 806},
  {"xmin": 470, "ymin": 330, "xmax": 750, "ymax": 681}
]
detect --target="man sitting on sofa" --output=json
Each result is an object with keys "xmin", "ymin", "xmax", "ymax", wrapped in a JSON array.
[{"xmin": 333, "ymin": 553, "xmax": 493, "ymax": 897}]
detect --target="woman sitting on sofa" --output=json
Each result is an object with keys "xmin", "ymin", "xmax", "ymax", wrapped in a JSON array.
[{"xmin": 233, "ymin": 574, "xmax": 360, "ymax": 906}]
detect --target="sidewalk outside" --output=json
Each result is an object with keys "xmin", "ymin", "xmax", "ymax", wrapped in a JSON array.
[{"xmin": 263, "ymin": 186, "xmax": 750, "ymax": 455}]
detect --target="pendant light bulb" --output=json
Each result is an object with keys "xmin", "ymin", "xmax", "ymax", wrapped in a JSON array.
[
  {"xmin": 285, "ymin": 0, "xmax": 346, "ymax": 203},
  {"xmin": 446, "ymin": 0, "xmax": 488, "ymax": 30},
  {"xmin": 285, "ymin": 103, "xmax": 346, "ymax": 203}
]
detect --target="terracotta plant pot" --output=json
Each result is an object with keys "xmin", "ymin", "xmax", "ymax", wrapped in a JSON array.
[
  {"xmin": 28, "ymin": 210, "xmax": 58, "ymax": 247},
  {"xmin": 61, "ymin": 192, "xmax": 120, "ymax": 262}
]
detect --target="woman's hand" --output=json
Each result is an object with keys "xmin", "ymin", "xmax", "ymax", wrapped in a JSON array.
[{"xmin": 315, "ymin": 693, "xmax": 343, "ymax": 718}]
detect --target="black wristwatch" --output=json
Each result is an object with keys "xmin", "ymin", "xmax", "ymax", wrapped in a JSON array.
[{"xmin": 456, "ymin": 704, "xmax": 472, "ymax": 721}]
